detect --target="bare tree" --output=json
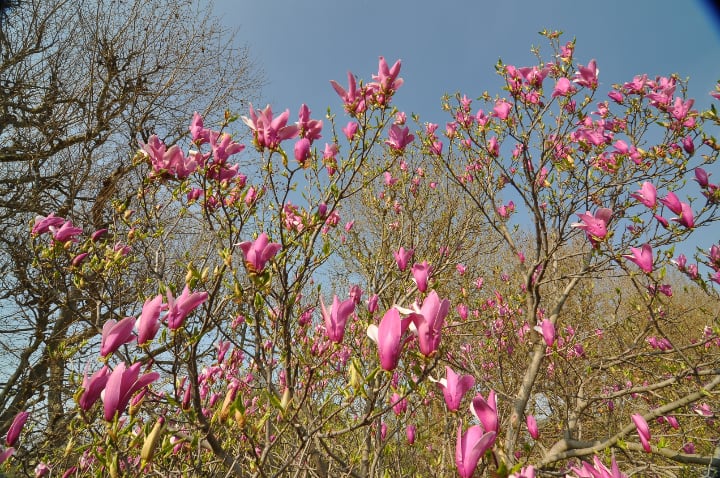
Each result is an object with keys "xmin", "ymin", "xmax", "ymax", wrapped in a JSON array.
[{"xmin": 0, "ymin": 0, "xmax": 261, "ymax": 460}]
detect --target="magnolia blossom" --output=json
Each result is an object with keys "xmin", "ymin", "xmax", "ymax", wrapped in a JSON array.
[
  {"xmin": 237, "ymin": 232, "xmax": 282, "ymax": 273},
  {"xmin": 241, "ymin": 104, "xmax": 299, "ymax": 150},
  {"xmin": 100, "ymin": 317, "xmax": 136, "ymax": 357},
  {"xmin": 431, "ymin": 366, "xmax": 475, "ymax": 412},
  {"xmin": 366, "ymin": 308, "xmax": 412, "ymax": 371},
  {"xmin": 136, "ymin": 295, "xmax": 163, "ymax": 345},
  {"xmin": 411, "ymin": 261, "xmax": 431, "ymax": 292},
  {"xmin": 78, "ymin": 366, "xmax": 110, "ymax": 411},
  {"xmin": 385, "ymin": 124, "xmax": 414, "ymax": 152},
  {"xmin": 166, "ymin": 286, "xmax": 208, "ymax": 330},
  {"xmin": 103, "ymin": 362, "xmax": 159, "ymax": 421},
  {"xmin": 455, "ymin": 424, "xmax": 496, "ymax": 478},
  {"xmin": 631, "ymin": 414, "xmax": 652, "ymax": 452},
  {"xmin": 572, "ymin": 208, "xmax": 611, "ymax": 245},
  {"xmin": 393, "ymin": 247, "xmax": 414, "ymax": 271},
  {"xmin": 526, "ymin": 415, "xmax": 539, "ymax": 440},
  {"xmin": 630, "ymin": 182, "xmax": 657, "ymax": 208},
  {"xmin": 623, "ymin": 244, "xmax": 654, "ymax": 273},
  {"xmin": 320, "ymin": 295, "xmax": 355, "ymax": 343},
  {"xmin": 5, "ymin": 411, "xmax": 28, "ymax": 447},
  {"xmin": 470, "ymin": 390, "xmax": 499, "ymax": 436}
]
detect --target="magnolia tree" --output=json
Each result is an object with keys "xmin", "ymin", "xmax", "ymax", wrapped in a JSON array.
[{"xmin": 1, "ymin": 32, "xmax": 720, "ymax": 477}]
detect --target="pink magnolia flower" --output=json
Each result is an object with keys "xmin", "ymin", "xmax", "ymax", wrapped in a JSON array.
[
  {"xmin": 320, "ymin": 295, "xmax": 355, "ymax": 343},
  {"xmin": 385, "ymin": 124, "xmax": 414, "ymax": 152},
  {"xmin": 630, "ymin": 182, "xmax": 657, "ymax": 208},
  {"xmin": 534, "ymin": 319, "xmax": 555, "ymax": 347},
  {"xmin": 366, "ymin": 308, "xmax": 412, "ymax": 371},
  {"xmin": 526, "ymin": 415, "xmax": 539, "ymax": 440},
  {"xmin": 296, "ymin": 104, "xmax": 323, "ymax": 142},
  {"xmin": 78, "ymin": 365, "xmax": 110, "ymax": 411},
  {"xmin": 330, "ymin": 72, "xmax": 365, "ymax": 114},
  {"xmin": 49, "ymin": 220, "xmax": 83, "ymax": 243},
  {"xmin": 411, "ymin": 261, "xmax": 432, "ymax": 293},
  {"xmin": 342, "ymin": 121, "xmax": 358, "ymax": 140},
  {"xmin": 102, "ymin": 362, "xmax": 159, "ymax": 421},
  {"xmin": 237, "ymin": 232, "xmax": 282, "ymax": 273},
  {"xmin": 34, "ymin": 463, "xmax": 50, "ymax": 477},
  {"xmin": 100, "ymin": 317, "xmax": 136, "ymax": 357},
  {"xmin": 166, "ymin": 286, "xmax": 208, "ymax": 330},
  {"xmin": 31, "ymin": 213, "xmax": 65, "ymax": 236},
  {"xmin": 393, "ymin": 247, "xmax": 414, "ymax": 271},
  {"xmin": 370, "ymin": 56, "xmax": 403, "ymax": 95},
  {"xmin": 631, "ymin": 414, "xmax": 651, "ymax": 452},
  {"xmin": 659, "ymin": 192, "xmax": 683, "ymax": 215},
  {"xmin": 572, "ymin": 208, "xmax": 612, "ymax": 245},
  {"xmin": 470, "ymin": 390, "xmax": 499, "ymax": 435},
  {"xmin": 294, "ymin": 138, "xmax": 311, "ymax": 166},
  {"xmin": 493, "ymin": 99, "xmax": 512, "ymax": 120},
  {"xmin": 390, "ymin": 392, "xmax": 407, "ymax": 416},
  {"xmin": 573, "ymin": 59, "xmax": 599, "ymax": 89},
  {"xmin": 623, "ymin": 244, "xmax": 653, "ymax": 273},
  {"xmin": 455, "ymin": 423, "xmax": 496, "ymax": 478},
  {"xmin": 5, "ymin": 411, "xmax": 28, "ymax": 447},
  {"xmin": 0, "ymin": 447, "xmax": 15, "ymax": 465},
  {"xmin": 695, "ymin": 167, "xmax": 710, "ymax": 188},
  {"xmin": 410, "ymin": 290, "xmax": 450, "ymax": 356},
  {"xmin": 367, "ymin": 293, "xmax": 379, "ymax": 313},
  {"xmin": 136, "ymin": 295, "xmax": 164, "ymax": 345},
  {"xmin": 552, "ymin": 77, "xmax": 576, "ymax": 97},
  {"xmin": 349, "ymin": 284, "xmax": 363, "ymax": 304},
  {"xmin": 406, "ymin": 424, "xmax": 416, "ymax": 445},
  {"xmin": 672, "ymin": 201, "xmax": 694, "ymax": 229},
  {"xmin": 682, "ymin": 136, "xmax": 695, "ymax": 155},
  {"xmin": 141, "ymin": 135, "xmax": 199, "ymax": 179},
  {"xmin": 569, "ymin": 455, "xmax": 626, "ymax": 478},
  {"xmin": 241, "ymin": 104, "xmax": 299, "ymax": 150}
]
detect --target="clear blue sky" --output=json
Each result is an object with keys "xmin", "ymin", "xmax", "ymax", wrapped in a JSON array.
[
  {"xmin": 212, "ymin": 0, "xmax": 720, "ymax": 125},
  {"xmin": 210, "ymin": 0, "xmax": 720, "ymax": 257}
]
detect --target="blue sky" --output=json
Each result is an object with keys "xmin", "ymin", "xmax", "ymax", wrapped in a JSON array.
[
  {"xmin": 212, "ymin": 0, "xmax": 720, "ymax": 125},
  {"xmin": 211, "ymin": 0, "xmax": 720, "ymax": 257}
]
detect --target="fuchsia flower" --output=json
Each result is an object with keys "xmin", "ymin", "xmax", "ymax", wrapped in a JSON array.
[
  {"xmin": 393, "ymin": 247, "xmax": 414, "ymax": 271},
  {"xmin": 166, "ymin": 286, "xmax": 208, "ymax": 330},
  {"xmin": 572, "ymin": 208, "xmax": 612, "ymax": 245},
  {"xmin": 573, "ymin": 59, "xmax": 599, "ymax": 89},
  {"xmin": 100, "ymin": 317, "xmax": 136, "ymax": 357},
  {"xmin": 623, "ymin": 244, "xmax": 653, "ymax": 273},
  {"xmin": 455, "ymin": 423, "xmax": 496, "ymax": 478},
  {"xmin": 370, "ymin": 56, "xmax": 403, "ymax": 95},
  {"xmin": 330, "ymin": 72, "xmax": 365, "ymax": 114},
  {"xmin": 672, "ymin": 201, "xmax": 695, "ymax": 229},
  {"xmin": 342, "ymin": 121, "xmax": 359, "ymax": 140},
  {"xmin": 534, "ymin": 319, "xmax": 555, "ymax": 347},
  {"xmin": 526, "ymin": 415, "xmax": 539, "ymax": 439},
  {"xmin": 78, "ymin": 366, "xmax": 110, "ymax": 411},
  {"xmin": 102, "ymin": 362, "xmax": 159, "ymax": 421},
  {"xmin": 695, "ymin": 167, "xmax": 710, "ymax": 188},
  {"xmin": 136, "ymin": 295, "xmax": 163, "ymax": 345},
  {"xmin": 31, "ymin": 213, "xmax": 65, "ymax": 236},
  {"xmin": 241, "ymin": 104, "xmax": 299, "ymax": 150},
  {"xmin": 493, "ymin": 99, "xmax": 512, "ymax": 120},
  {"xmin": 411, "ymin": 261, "xmax": 431, "ymax": 292},
  {"xmin": 0, "ymin": 447, "xmax": 14, "ymax": 465},
  {"xmin": 470, "ymin": 390, "xmax": 499, "ymax": 436},
  {"xmin": 385, "ymin": 124, "xmax": 415, "ymax": 152},
  {"xmin": 141, "ymin": 135, "xmax": 199, "ymax": 179},
  {"xmin": 552, "ymin": 77, "xmax": 576, "ymax": 97},
  {"xmin": 630, "ymin": 182, "xmax": 657, "ymax": 208},
  {"xmin": 409, "ymin": 290, "xmax": 449, "ymax": 356},
  {"xmin": 366, "ymin": 308, "xmax": 412, "ymax": 371},
  {"xmin": 659, "ymin": 192, "xmax": 683, "ymax": 215},
  {"xmin": 294, "ymin": 138, "xmax": 311, "ymax": 166},
  {"xmin": 237, "ymin": 232, "xmax": 282, "ymax": 273},
  {"xmin": 320, "ymin": 295, "xmax": 355, "ymax": 343},
  {"xmin": 49, "ymin": 220, "xmax": 83, "ymax": 243},
  {"xmin": 406, "ymin": 424, "xmax": 416, "ymax": 445},
  {"xmin": 631, "ymin": 413, "xmax": 652, "ymax": 452},
  {"xmin": 296, "ymin": 104, "xmax": 323, "ymax": 142},
  {"xmin": 5, "ymin": 411, "xmax": 28, "ymax": 447},
  {"xmin": 432, "ymin": 366, "xmax": 475, "ymax": 411},
  {"xmin": 569, "ymin": 455, "xmax": 626, "ymax": 478}
]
